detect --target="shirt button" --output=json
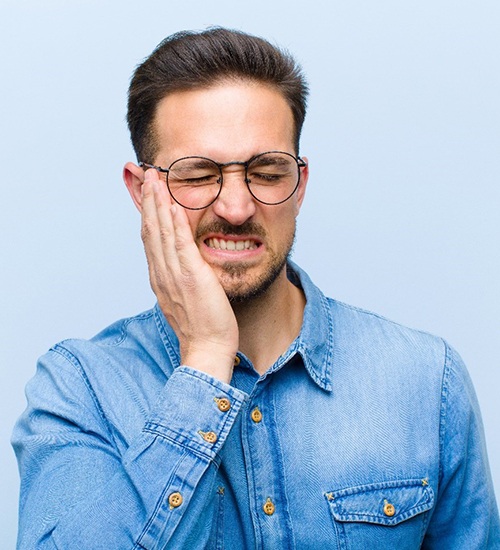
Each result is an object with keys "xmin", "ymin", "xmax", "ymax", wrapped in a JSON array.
[
  {"xmin": 263, "ymin": 497, "xmax": 275, "ymax": 516},
  {"xmin": 251, "ymin": 407, "xmax": 263, "ymax": 423},
  {"xmin": 383, "ymin": 502, "xmax": 396, "ymax": 517},
  {"xmin": 199, "ymin": 430, "xmax": 218, "ymax": 443},
  {"xmin": 168, "ymin": 492, "xmax": 183, "ymax": 509},
  {"xmin": 216, "ymin": 398, "xmax": 231, "ymax": 412},
  {"xmin": 234, "ymin": 356, "xmax": 241, "ymax": 366}
]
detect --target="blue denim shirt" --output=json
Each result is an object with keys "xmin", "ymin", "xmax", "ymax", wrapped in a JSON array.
[{"xmin": 13, "ymin": 263, "xmax": 499, "ymax": 549}]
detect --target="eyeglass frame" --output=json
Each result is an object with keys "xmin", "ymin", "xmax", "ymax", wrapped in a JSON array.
[{"xmin": 139, "ymin": 150, "xmax": 307, "ymax": 210}]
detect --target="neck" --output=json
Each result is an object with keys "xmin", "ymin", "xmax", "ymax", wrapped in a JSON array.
[{"xmin": 232, "ymin": 267, "xmax": 306, "ymax": 375}]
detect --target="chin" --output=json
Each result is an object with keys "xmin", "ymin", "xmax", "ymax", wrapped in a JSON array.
[{"xmin": 220, "ymin": 257, "xmax": 288, "ymax": 304}]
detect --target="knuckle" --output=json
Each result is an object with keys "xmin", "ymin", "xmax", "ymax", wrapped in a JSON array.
[
  {"xmin": 159, "ymin": 226, "xmax": 173, "ymax": 242},
  {"xmin": 174, "ymin": 232, "xmax": 190, "ymax": 252},
  {"xmin": 149, "ymin": 265, "xmax": 167, "ymax": 292},
  {"xmin": 152, "ymin": 266, "xmax": 166, "ymax": 288},
  {"xmin": 141, "ymin": 220, "xmax": 155, "ymax": 241}
]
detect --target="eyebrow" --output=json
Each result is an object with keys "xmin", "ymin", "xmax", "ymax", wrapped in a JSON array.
[
  {"xmin": 173, "ymin": 158, "xmax": 218, "ymax": 171},
  {"xmin": 249, "ymin": 155, "xmax": 291, "ymax": 167}
]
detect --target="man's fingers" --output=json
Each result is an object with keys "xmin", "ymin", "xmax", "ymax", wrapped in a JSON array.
[
  {"xmin": 141, "ymin": 169, "xmax": 162, "ymax": 242},
  {"xmin": 141, "ymin": 169, "xmax": 173, "ymax": 286},
  {"xmin": 170, "ymin": 201, "xmax": 206, "ymax": 273},
  {"xmin": 152, "ymin": 174, "xmax": 175, "ymax": 244}
]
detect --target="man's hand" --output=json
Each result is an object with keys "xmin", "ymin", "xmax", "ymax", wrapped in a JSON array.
[{"xmin": 141, "ymin": 169, "xmax": 238, "ymax": 384}]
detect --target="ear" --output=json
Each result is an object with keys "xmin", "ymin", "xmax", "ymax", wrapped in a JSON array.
[
  {"xmin": 123, "ymin": 162, "xmax": 145, "ymax": 212},
  {"xmin": 294, "ymin": 156, "xmax": 309, "ymax": 215}
]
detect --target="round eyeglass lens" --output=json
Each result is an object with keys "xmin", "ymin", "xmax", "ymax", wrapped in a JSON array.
[
  {"xmin": 167, "ymin": 157, "xmax": 222, "ymax": 210},
  {"xmin": 246, "ymin": 152, "xmax": 300, "ymax": 205}
]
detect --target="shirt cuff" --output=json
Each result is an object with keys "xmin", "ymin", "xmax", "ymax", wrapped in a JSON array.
[{"xmin": 144, "ymin": 365, "xmax": 248, "ymax": 460}]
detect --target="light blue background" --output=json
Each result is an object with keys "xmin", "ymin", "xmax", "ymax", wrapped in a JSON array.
[{"xmin": 1, "ymin": 0, "xmax": 498, "ymax": 545}]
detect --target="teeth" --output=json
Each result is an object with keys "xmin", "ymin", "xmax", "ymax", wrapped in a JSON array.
[{"xmin": 206, "ymin": 238, "xmax": 258, "ymax": 251}]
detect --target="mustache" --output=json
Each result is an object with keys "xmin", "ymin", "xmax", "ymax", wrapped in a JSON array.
[{"xmin": 195, "ymin": 221, "xmax": 267, "ymax": 240}]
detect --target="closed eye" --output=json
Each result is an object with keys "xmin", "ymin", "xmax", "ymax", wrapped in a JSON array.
[
  {"xmin": 249, "ymin": 173, "xmax": 286, "ymax": 184},
  {"xmin": 175, "ymin": 175, "xmax": 220, "ymax": 185}
]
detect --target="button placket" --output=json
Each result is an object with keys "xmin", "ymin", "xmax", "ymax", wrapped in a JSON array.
[{"xmin": 243, "ymin": 386, "xmax": 292, "ymax": 546}]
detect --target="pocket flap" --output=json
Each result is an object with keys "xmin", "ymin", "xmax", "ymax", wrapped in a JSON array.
[{"xmin": 327, "ymin": 478, "xmax": 434, "ymax": 526}]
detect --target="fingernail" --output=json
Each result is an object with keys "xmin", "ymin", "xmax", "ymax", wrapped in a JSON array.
[{"xmin": 170, "ymin": 204, "xmax": 177, "ymax": 215}]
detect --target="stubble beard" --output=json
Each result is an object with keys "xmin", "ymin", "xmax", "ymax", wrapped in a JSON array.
[
  {"xmin": 222, "ymin": 245, "xmax": 291, "ymax": 304},
  {"xmin": 196, "ymin": 220, "xmax": 296, "ymax": 305}
]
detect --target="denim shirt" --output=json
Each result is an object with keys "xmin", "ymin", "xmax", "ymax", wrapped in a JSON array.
[{"xmin": 13, "ymin": 263, "xmax": 499, "ymax": 549}]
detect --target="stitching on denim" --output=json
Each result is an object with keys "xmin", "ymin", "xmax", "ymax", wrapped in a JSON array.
[
  {"xmin": 143, "ymin": 424, "xmax": 219, "ymax": 462},
  {"xmin": 51, "ymin": 345, "xmax": 116, "ymax": 446},
  {"xmin": 153, "ymin": 304, "xmax": 181, "ymax": 367},
  {"xmin": 321, "ymin": 293, "xmax": 335, "ymax": 387},
  {"xmin": 327, "ymin": 481, "xmax": 434, "ymax": 526},
  {"xmin": 332, "ymin": 503, "xmax": 433, "ymax": 526},
  {"xmin": 144, "ymin": 372, "xmax": 243, "ymax": 456},
  {"xmin": 269, "ymin": 387, "xmax": 297, "ymax": 548},
  {"xmin": 295, "ymin": 291, "xmax": 334, "ymax": 391},
  {"xmin": 332, "ymin": 478, "xmax": 428, "ymax": 495},
  {"xmin": 418, "ymin": 507, "xmax": 431, "ymax": 547},
  {"xmin": 438, "ymin": 339, "xmax": 451, "ymax": 490},
  {"xmin": 134, "ymin": 448, "xmax": 191, "ymax": 549},
  {"xmin": 174, "ymin": 366, "xmax": 239, "ymax": 391},
  {"xmin": 417, "ymin": 480, "xmax": 433, "ymax": 543},
  {"xmin": 104, "ymin": 309, "xmax": 155, "ymax": 347},
  {"xmin": 214, "ymin": 486, "xmax": 225, "ymax": 550},
  {"xmin": 335, "ymin": 496, "xmax": 432, "ymax": 518},
  {"xmin": 239, "ymin": 401, "xmax": 261, "ymax": 549},
  {"xmin": 330, "ymin": 298, "xmax": 442, "ymax": 341}
]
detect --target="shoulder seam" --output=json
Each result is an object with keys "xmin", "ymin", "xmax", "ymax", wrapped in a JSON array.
[
  {"xmin": 437, "ymin": 338, "xmax": 452, "ymax": 490},
  {"xmin": 93, "ymin": 309, "xmax": 155, "ymax": 348},
  {"xmin": 327, "ymin": 297, "xmax": 441, "ymax": 340}
]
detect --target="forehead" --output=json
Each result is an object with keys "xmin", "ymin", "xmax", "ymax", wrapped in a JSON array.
[{"xmin": 152, "ymin": 81, "xmax": 295, "ymax": 162}]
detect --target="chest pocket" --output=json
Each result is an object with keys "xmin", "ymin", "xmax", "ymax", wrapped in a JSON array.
[{"xmin": 326, "ymin": 478, "xmax": 434, "ymax": 550}]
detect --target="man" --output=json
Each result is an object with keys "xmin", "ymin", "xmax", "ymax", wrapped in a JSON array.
[{"xmin": 13, "ymin": 28, "xmax": 499, "ymax": 549}]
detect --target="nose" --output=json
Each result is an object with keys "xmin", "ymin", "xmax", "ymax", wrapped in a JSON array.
[{"xmin": 211, "ymin": 166, "xmax": 257, "ymax": 225}]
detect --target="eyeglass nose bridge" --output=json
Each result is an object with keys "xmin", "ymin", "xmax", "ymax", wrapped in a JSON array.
[{"xmin": 217, "ymin": 160, "xmax": 252, "ymax": 185}]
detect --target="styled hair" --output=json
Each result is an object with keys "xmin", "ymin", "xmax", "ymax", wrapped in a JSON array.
[{"xmin": 127, "ymin": 27, "xmax": 309, "ymax": 162}]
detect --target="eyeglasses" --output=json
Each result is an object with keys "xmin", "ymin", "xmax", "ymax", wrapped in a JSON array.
[{"xmin": 139, "ymin": 151, "xmax": 306, "ymax": 210}]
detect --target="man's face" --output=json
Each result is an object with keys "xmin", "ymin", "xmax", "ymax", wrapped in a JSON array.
[{"xmin": 150, "ymin": 81, "xmax": 308, "ymax": 302}]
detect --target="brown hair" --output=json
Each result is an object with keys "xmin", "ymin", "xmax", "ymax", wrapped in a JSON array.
[{"xmin": 127, "ymin": 27, "xmax": 308, "ymax": 162}]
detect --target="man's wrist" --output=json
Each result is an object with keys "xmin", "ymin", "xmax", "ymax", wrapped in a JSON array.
[{"xmin": 181, "ymin": 349, "xmax": 237, "ymax": 385}]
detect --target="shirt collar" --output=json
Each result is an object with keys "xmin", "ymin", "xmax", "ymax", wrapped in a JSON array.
[
  {"xmin": 153, "ymin": 262, "xmax": 335, "ymax": 392},
  {"xmin": 286, "ymin": 261, "xmax": 334, "ymax": 392}
]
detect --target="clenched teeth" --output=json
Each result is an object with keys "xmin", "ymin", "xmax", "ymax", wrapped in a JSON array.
[{"xmin": 206, "ymin": 238, "xmax": 258, "ymax": 251}]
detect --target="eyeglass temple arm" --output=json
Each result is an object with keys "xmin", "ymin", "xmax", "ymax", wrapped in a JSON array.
[{"xmin": 138, "ymin": 161, "xmax": 170, "ymax": 174}]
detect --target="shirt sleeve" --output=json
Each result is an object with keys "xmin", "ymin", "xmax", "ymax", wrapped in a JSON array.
[
  {"xmin": 12, "ymin": 347, "xmax": 248, "ymax": 549},
  {"xmin": 423, "ymin": 343, "xmax": 500, "ymax": 549}
]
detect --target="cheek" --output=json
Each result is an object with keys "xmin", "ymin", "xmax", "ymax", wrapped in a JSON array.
[
  {"xmin": 277, "ymin": 202, "xmax": 299, "ymax": 225},
  {"xmin": 185, "ymin": 211, "xmax": 203, "ymax": 238},
  {"xmin": 267, "ymin": 206, "xmax": 297, "ymax": 241}
]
